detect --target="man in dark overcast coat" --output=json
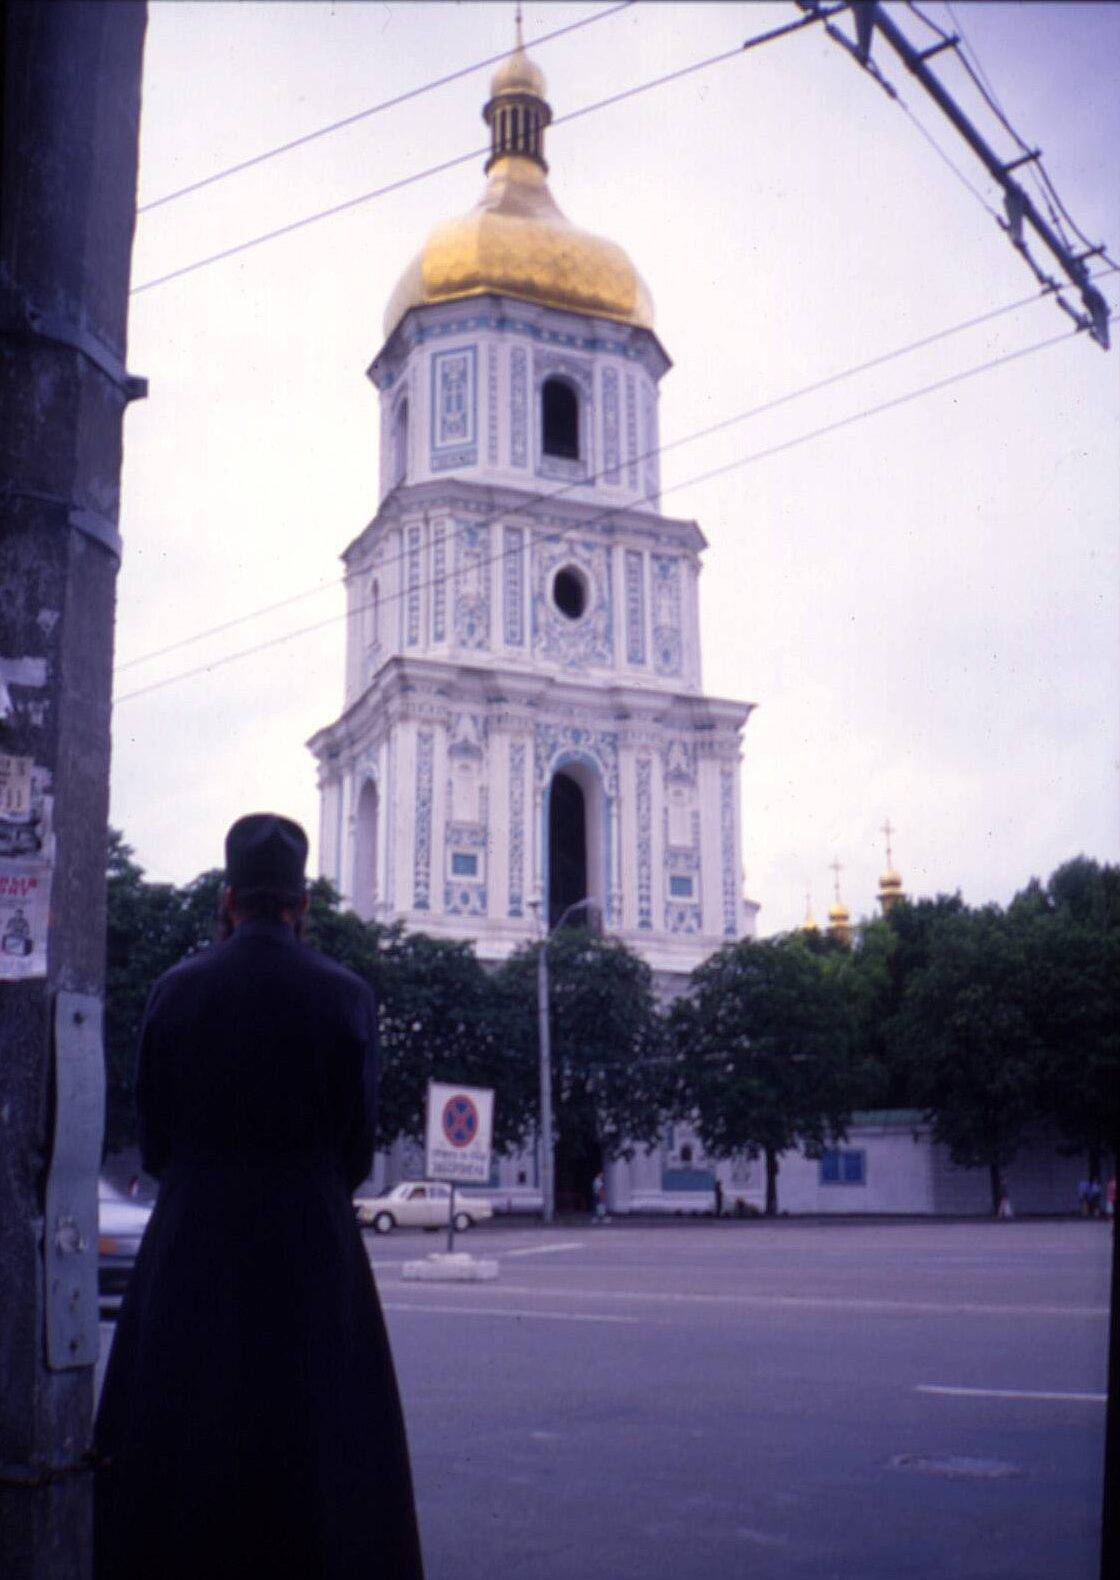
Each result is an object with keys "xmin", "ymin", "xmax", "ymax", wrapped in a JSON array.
[{"xmin": 95, "ymin": 813, "xmax": 424, "ymax": 1579}]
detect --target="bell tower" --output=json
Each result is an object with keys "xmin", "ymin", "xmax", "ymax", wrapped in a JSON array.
[{"xmin": 309, "ymin": 25, "xmax": 757, "ymax": 977}]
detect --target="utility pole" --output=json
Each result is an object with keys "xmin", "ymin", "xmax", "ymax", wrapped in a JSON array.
[
  {"xmin": 529, "ymin": 893, "xmax": 598, "ymax": 1224},
  {"xmin": 0, "ymin": 5, "xmax": 146, "ymax": 1576},
  {"xmin": 804, "ymin": 0, "xmax": 1112, "ymax": 348}
]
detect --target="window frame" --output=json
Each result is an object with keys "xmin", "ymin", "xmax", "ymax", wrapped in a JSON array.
[
  {"xmin": 819, "ymin": 1148, "xmax": 867, "ymax": 1186},
  {"xmin": 541, "ymin": 375, "xmax": 581, "ymax": 462}
]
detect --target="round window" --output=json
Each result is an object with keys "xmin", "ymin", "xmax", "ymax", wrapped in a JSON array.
[{"xmin": 552, "ymin": 565, "xmax": 588, "ymax": 621}]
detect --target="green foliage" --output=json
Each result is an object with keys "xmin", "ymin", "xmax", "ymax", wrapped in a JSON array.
[
  {"xmin": 673, "ymin": 934, "xmax": 854, "ymax": 1213},
  {"xmin": 103, "ymin": 841, "xmax": 534, "ymax": 1158},
  {"xmin": 378, "ymin": 931, "xmax": 533, "ymax": 1154},
  {"xmin": 890, "ymin": 905, "xmax": 1043, "ymax": 1210},
  {"xmin": 104, "ymin": 830, "xmax": 1119, "ymax": 1208},
  {"xmin": 104, "ymin": 833, "xmax": 221, "ymax": 1154},
  {"xmin": 494, "ymin": 928, "xmax": 664, "ymax": 1203},
  {"xmin": 1014, "ymin": 859, "xmax": 1120, "ymax": 1175}
]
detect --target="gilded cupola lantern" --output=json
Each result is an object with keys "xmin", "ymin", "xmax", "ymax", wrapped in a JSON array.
[
  {"xmin": 827, "ymin": 859, "xmax": 852, "ymax": 948},
  {"xmin": 877, "ymin": 819, "xmax": 906, "ymax": 915}
]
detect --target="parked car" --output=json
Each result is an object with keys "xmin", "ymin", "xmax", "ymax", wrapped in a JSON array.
[
  {"xmin": 98, "ymin": 1180, "xmax": 152, "ymax": 1296},
  {"xmin": 355, "ymin": 1180, "xmax": 493, "ymax": 1234}
]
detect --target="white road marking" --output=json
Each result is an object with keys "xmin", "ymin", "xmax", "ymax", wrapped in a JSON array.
[
  {"xmin": 917, "ymin": 1384, "xmax": 1106, "ymax": 1403},
  {"xmin": 502, "ymin": 1240, "xmax": 584, "ymax": 1258},
  {"xmin": 423, "ymin": 1282, "xmax": 1107, "ymax": 1319},
  {"xmin": 383, "ymin": 1300, "xmax": 640, "ymax": 1325}
]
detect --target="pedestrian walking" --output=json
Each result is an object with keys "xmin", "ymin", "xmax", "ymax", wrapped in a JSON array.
[
  {"xmin": 95, "ymin": 814, "xmax": 424, "ymax": 1580},
  {"xmin": 713, "ymin": 1177, "xmax": 724, "ymax": 1218},
  {"xmin": 591, "ymin": 1170, "xmax": 608, "ymax": 1222}
]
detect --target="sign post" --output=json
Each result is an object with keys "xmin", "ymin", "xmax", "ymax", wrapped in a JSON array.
[{"xmin": 424, "ymin": 1082, "xmax": 494, "ymax": 1254}]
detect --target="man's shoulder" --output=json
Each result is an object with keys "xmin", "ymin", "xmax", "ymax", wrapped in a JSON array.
[
  {"xmin": 147, "ymin": 933, "xmax": 376, "ymax": 1016},
  {"xmin": 299, "ymin": 943, "xmax": 377, "ymax": 1004}
]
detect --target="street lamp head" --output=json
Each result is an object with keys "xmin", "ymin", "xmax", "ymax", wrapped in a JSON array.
[{"xmin": 551, "ymin": 895, "xmax": 602, "ymax": 936}]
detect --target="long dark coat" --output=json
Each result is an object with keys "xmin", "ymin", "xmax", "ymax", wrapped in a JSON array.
[{"xmin": 95, "ymin": 918, "xmax": 424, "ymax": 1580}]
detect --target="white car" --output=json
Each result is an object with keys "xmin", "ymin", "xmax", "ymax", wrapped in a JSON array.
[
  {"xmin": 355, "ymin": 1181, "xmax": 493, "ymax": 1234},
  {"xmin": 98, "ymin": 1180, "xmax": 153, "ymax": 1295}
]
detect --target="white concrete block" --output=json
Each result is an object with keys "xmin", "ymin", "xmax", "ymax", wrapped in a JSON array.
[{"xmin": 400, "ymin": 1252, "xmax": 499, "ymax": 1282}]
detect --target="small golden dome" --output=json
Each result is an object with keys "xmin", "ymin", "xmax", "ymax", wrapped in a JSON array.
[
  {"xmin": 879, "ymin": 868, "xmax": 903, "ymax": 892},
  {"xmin": 490, "ymin": 43, "xmax": 546, "ymax": 100},
  {"xmin": 382, "ymin": 28, "xmax": 654, "ymax": 342},
  {"xmin": 828, "ymin": 902, "xmax": 850, "ymax": 924}
]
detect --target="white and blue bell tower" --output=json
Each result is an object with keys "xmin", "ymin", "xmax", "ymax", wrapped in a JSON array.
[{"xmin": 309, "ymin": 24, "xmax": 757, "ymax": 979}]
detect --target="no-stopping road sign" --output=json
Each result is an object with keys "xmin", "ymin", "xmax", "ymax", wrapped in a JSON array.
[{"xmin": 425, "ymin": 1082, "xmax": 494, "ymax": 1184}]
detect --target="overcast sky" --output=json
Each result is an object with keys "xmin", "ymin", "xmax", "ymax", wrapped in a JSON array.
[{"xmin": 111, "ymin": 1, "xmax": 1120, "ymax": 936}]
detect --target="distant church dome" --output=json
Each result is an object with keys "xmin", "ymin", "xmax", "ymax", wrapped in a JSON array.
[
  {"xmin": 383, "ymin": 20, "xmax": 654, "ymax": 341},
  {"xmin": 877, "ymin": 821, "xmax": 906, "ymax": 913}
]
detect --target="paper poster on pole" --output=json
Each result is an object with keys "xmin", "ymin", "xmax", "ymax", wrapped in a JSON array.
[
  {"xmin": 425, "ymin": 1082, "xmax": 494, "ymax": 1184},
  {"xmin": 0, "ymin": 859, "xmax": 52, "ymax": 980}
]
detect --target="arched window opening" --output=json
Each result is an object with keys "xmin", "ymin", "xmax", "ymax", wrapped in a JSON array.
[
  {"xmin": 393, "ymin": 398, "xmax": 409, "ymax": 485},
  {"xmin": 548, "ymin": 771, "xmax": 587, "ymax": 930},
  {"xmin": 368, "ymin": 578, "xmax": 380, "ymax": 646},
  {"xmin": 542, "ymin": 377, "xmax": 579, "ymax": 460}
]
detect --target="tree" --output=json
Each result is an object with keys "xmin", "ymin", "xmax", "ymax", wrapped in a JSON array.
[
  {"xmin": 892, "ymin": 904, "xmax": 1043, "ymax": 1214},
  {"xmin": 104, "ymin": 833, "xmax": 216, "ymax": 1153},
  {"xmin": 494, "ymin": 928, "xmax": 664, "ymax": 1210},
  {"xmin": 1011, "ymin": 859, "xmax": 1120, "ymax": 1184},
  {"xmin": 842, "ymin": 895, "xmax": 967, "ymax": 1109},
  {"xmin": 377, "ymin": 930, "xmax": 533, "ymax": 1154},
  {"xmin": 673, "ymin": 934, "xmax": 854, "ymax": 1216}
]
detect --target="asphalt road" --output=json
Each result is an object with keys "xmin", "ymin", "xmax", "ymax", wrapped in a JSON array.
[{"xmin": 98, "ymin": 1219, "xmax": 1111, "ymax": 1579}]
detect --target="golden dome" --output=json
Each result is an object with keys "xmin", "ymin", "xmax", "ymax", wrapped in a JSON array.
[
  {"xmin": 879, "ymin": 868, "xmax": 903, "ymax": 892},
  {"xmin": 489, "ymin": 43, "xmax": 546, "ymax": 100},
  {"xmin": 828, "ymin": 902, "xmax": 850, "ymax": 924},
  {"xmin": 382, "ymin": 30, "xmax": 654, "ymax": 341}
]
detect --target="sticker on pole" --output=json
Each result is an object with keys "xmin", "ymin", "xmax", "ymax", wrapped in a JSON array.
[{"xmin": 425, "ymin": 1082, "xmax": 494, "ymax": 1184}]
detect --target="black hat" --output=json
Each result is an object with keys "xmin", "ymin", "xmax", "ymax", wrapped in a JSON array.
[{"xmin": 224, "ymin": 813, "xmax": 308, "ymax": 897}]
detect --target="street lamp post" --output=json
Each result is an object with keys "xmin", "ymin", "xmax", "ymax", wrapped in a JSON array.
[{"xmin": 528, "ymin": 892, "xmax": 597, "ymax": 1225}]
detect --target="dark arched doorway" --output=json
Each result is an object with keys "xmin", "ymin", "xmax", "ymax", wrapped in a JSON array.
[{"xmin": 548, "ymin": 770, "xmax": 587, "ymax": 929}]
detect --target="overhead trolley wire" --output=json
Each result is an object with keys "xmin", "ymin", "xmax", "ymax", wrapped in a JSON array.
[
  {"xmin": 114, "ymin": 267, "xmax": 1118, "ymax": 677},
  {"xmin": 129, "ymin": 4, "xmax": 845, "ymax": 297},
  {"xmin": 938, "ymin": 0, "xmax": 1116, "ymax": 270},
  {"xmin": 112, "ymin": 308, "xmax": 1116, "ymax": 708},
  {"xmin": 138, "ymin": 3, "xmax": 634, "ymax": 214}
]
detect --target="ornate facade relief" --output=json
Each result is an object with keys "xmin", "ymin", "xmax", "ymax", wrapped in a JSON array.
[
  {"xmin": 453, "ymin": 521, "xmax": 491, "ymax": 649},
  {"xmin": 431, "ymin": 521, "xmax": 447, "ymax": 643},
  {"xmin": 624, "ymin": 549, "xmax": 646, "ymax": 667},
  {"xmin": 531, "ymin": 538, "xmax": 612, "ymax": 670},
  {"xmin": 720, "ymin": 764, "xmax": 738, "ymax": 938},
  {"xmin": 635, "ymin": 755, "xmax": 653, "ymax": 930},
  {"xmin": 650, "ymin": 553, "xmax": 683, "ymax": 677},
  {"xmin": 601, "ymin": 365, "xmax": 621, "ymax": 485},
  {"xmin": 510, "ymin": 346, "xmax": 529, "ymax": 469},
  {"xmin": 405, "ymin": 524, "xmax": 422, "ymax": 647},
  {"xmin": 503, "ymin": 526, "xmax": 525, "ymax": 648},
  {"xmin": 430, "ymin": 345, "xmax": 477, "ymax": 471},
  {"xmin": 413, "ymin": 730, "xmax": 434, "ymax": 911},
  {"xmin": 508, "ymin": 739, "xmax": 527, "ymax": 918}
]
